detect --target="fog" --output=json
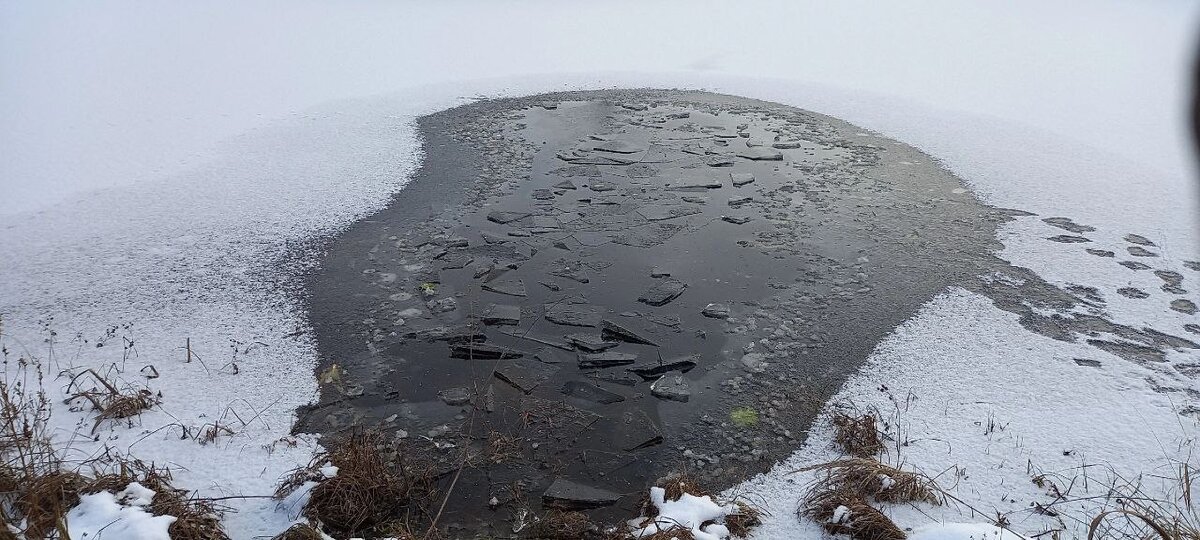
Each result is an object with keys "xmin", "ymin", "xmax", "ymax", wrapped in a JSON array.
[{"xmin": 3, "ymin": 0, "xmax": 1197, "ymax": 214}]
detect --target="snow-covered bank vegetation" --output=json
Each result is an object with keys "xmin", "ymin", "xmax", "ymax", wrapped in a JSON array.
[
  {"xmin": 0, "ymin": 327, "xmax": 227, "ymax": 539},
  {"xmin": 734, "ymin": 289, "xmax": 1200, "ymax": 539}
]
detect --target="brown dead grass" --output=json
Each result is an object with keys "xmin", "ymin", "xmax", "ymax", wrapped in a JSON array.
[
  {"xmin": 798, "ymin": 457, "xmax": 940, "ymax": 540},
  {"xmin": 638, "ymin": 471, "xmax": 711, "ymax": 519},
  {"xmin": 661, "ymin": 473, "xmax": 711, "ymax": 501},
  {"xmin": 15, "ymin": 470, "xmax": 87, "ymax": 538},
  {"xmin": 725, "ymin": 501, "xmax": 763, "ymax": 538},
  {"xmin": 832, "ymin": 412, "xmax": 884, "ymax": 458},
  {"xmin": 133, "ymin": 471, "xmax": 228, "ymax": 540},
  {"xmin": 641, "ymin": 528, "xmax": 696, "ymax": 540},
  {"xmin": 277, "ymin": 430, "xmax": 436, "ymax": 538},
  {"xmin": 803, "ymin": 488, "xmax": 907, "ymax": 540},
  {"xmin": 1076, "ymin": 459, "xmax": 1200, "ymax": 540},
  {"xmin": 270, "ymin": 523, "xmax": 325, "ymax": 540},
  {"xmin": 87, "ymin": 460, "xmax": 228, "ymax": 540},
  {"xmin": 529, "ymin": 509, "xmax": 592, "ymax": 539},
  {"xmin": 65, "ymin": 368, "xmax": 159, "ymax": 434},
  {"xmin": 0, "ymin": 358, "xmax": 225, "ymax": 540},
  {"xmin": 804, "ymin": 457, "xmax": 939, "ymax": 505},
  {"xmin": 374, "ymin": 520, "xmax": 421, "ymax": 540},
  {"xmin": 486, "ymin": 430, "xmax": 522, "ymax": 464},
  {"xmin": 5, "ymin": 454, "xmax": 227, "ymax": 540},
  {"xmin": 628, "ymin": 472, "xmax": 761, "ymax": 539}
]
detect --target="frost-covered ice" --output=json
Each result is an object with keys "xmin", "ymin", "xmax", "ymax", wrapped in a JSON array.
[
  {"xmin": 730, "ymin": 289, "xmax": 1200, "ymax": 538},
  {"xmin": 909, "ymin": 523, "xmax": 1022, "ymax": 540},
  {"xmin": 66, "ymin": 483, "xmax": 174, "ymax": 540},
  {"xmin": 1, "ymin": 1, "xmax": 1198, "ymax": 538},
  {"xmin": 277, "ymin": 480, "xmax": 322, "ymax": 532}
]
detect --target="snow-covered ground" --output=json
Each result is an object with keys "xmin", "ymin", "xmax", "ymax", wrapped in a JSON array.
[
  {"xmin": 2, "ymin": 1, "xmax": 1198, "ymax": 538},
  {"xmin": 731, "ymin": 287, "xmax": 1200, "ymax": 538}
]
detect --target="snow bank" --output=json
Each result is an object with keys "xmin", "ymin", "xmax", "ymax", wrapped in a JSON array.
[{"xmin": 66, "ymin": 483, "xmax": 174, "ymax": 540}]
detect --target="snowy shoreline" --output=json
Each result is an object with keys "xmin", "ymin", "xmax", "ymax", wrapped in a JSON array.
[{"xmin": 1, "ymin": 64, "xmax": 1197, "ymax": 537}]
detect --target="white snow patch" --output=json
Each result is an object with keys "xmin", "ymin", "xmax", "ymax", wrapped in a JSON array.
[
  {"xmin": 116, "ymin": 482, "xmax": 157, "ymax": 507},
  {"xmin": 319, "ymin": 464, "xmax": 339, "ymax": 479},
  {"xmin": 66, "ymin": 486, "xmax": 175, "ymax": 540},
  {"xmin": 278, "ymin": 480, "xmax": 321, "ymax": 523},
  {"xmin": 630, "ymin": 486, "xmax": 738, "ymax": 540}
]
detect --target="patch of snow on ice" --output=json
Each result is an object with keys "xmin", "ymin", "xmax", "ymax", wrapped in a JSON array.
[
  {"xmin": 830, "ymin": 505, "xmax": 851, "ymax": 525},
  {"xmin": 278, "ymin": 480, "xmax": 320, "ymax": 523},
  {"xmin": 116, "ymin": 482, "xmax": 156, "ymax": 507},
  {"xmin": 319, "ymin": 464, "xmax": 339, "ymax": 479},
  {"xmin": 631, "ymin": 486, "xmax": 738, "ymax": 540},
  {"xmin": 67, "ymin": 487, "xmax": 175, "ymax": 540}
]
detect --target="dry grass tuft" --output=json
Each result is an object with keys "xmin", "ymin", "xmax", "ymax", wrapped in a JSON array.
[
  {"xmin": 636, "ymin": 472, "xmax": 711, "ymax": 521},
  {"xmin": 725, "ymin": 501, "xmax": 763, "ymax": 538},
  {"xmin": 804, "ymin": 457, "xmax": 939, "ymax": 505},
  {"xmin": 0, "ymin": 355, "xmax": 226, "ymax": 540},
  {"xmin": 1077, "ymin": 459, "xmax": 1200, "ymax": 540},
  {"xmin": 832, "ymin": 412, "xmax": 884, "ymax": 458},
  {"xmin": 529, "ymin": 509, "xmax": 592, "ymax": 539},
  {"xmin": 658, "ymin": 472, "xmax": 710, "ymax": 502},
  {"xmin": 373, "ymin": 520, "xmax": 421, "ymax": 540},
  {"xmin": 3, "ymin": 444, "xmax": 227, "ymax": 540},
  {"xmin": 274, "ymin": 461, "xmax": 322, "ymax": 501},
  {"xmin": 629, "ymin": 472, "xmax": 762, "ymax": 539},
  {"xmin": 802, "ymin": 488, "xmax": 907, "ymax": 540},
  {"xmin": 82, "ymin": 460, "xmax": 228, "ymax": 540},
  {"xmin": 270, "ymin": 523, "xmax": 326, "ymax": 540},
  {"xmin": 798, "ymin": 457, "xmax": 939, "ymax": 540},
  {"xmin": 137, "ymin": 473, "xmax": 228, "ymax": 540},
  {"xmin": 641, "ymin": 528, "xmax": 696, "ymax": 540},
  {"xmin": 277, "ymin": 430, "xmax": 436, "ymax": 538},
  {"xmin": 486, "ymin": 430, "xmax": 522, "ymax": 464},
  {"xmin": 15, "ymin": 470, "xmax": 87, "ymax": 538},
  {"xmin": 64, "ymin": 368, "xmax": 159, "ymax": 434}
]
